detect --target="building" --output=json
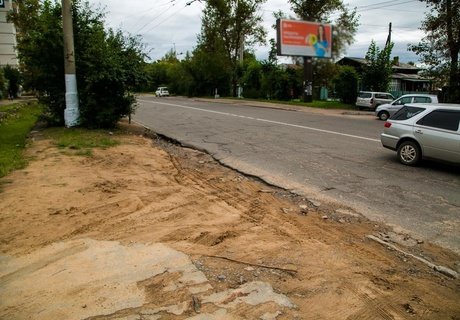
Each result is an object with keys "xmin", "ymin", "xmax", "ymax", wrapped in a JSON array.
[
  {"xmin": 0, "ymin": 0, "xmax": 18, "ymax": 67},
  {"xmin": 337, "ymin": 57, "xmax": 432, "ymax": 97}
]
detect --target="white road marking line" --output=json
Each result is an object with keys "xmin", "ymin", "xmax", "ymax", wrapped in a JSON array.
[{"xmin": 138, "ymin": 99, "xmax": 381, "ymax": 143}]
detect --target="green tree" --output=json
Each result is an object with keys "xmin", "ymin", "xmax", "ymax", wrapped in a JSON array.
[
  {"xmin": 409, "ymin": 0, "xmax": 460, "ymax": 102},
  {"xmin": 333, "ymin": 66, "xmax": 359, "ymax": 104},
  {"xmin": 288, "ymin": 0, "xmax": 359, "ymax": 58},
  {"xmin": 199, "ymin": 0, "xmax": 267, "ymax": 96},
  {"xmin": 362, "ymin": 40, "xmax": 394, "ymax": 92},
  {"xmin": 9, "ymin": 0, "xmax": 146, "ymax": 127}
]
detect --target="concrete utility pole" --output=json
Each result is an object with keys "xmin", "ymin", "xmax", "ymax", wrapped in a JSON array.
[
  {"xmin": 386, "ymin": 22, "xmax": 392, "ymax": 47},
  {"xmin": 62, "ymin": 0, "xmax": 79, "ymax": 127}
]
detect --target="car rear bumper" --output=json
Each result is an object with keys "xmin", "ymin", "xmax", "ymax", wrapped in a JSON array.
[{"xmin": 380, "ymin": 133, "xmax": 398, "ymax": 150}]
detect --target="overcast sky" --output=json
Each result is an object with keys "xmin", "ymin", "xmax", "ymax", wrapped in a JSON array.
[{"xmin": 92, "ymin": 0, "xmax": 429, "ymax": 64}]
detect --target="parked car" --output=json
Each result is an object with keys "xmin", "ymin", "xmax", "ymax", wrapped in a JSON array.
[
  {"xmin": 356, "ymin": 91, "xmax": 394, "ymax": 111},
  {"xmin": 375, "ymin": 94, "xmax": 439, "ymax": 121},
  {"xmin": 155, "ymin": 87, "xmax": 169, "ymax": 97},
  {"xmin": 380, "ymin": 104, "xmax": 460, "ymax": 165}
]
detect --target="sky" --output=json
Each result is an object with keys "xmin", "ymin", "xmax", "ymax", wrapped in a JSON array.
[{"xmin": 92, "ymin": 0, "xmax": 430, "ymax": 64}]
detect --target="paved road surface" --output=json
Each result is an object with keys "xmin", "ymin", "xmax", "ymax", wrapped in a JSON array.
[{"xmin": 134, "ymin": 96, "xmax": 460, "ymax": 253}]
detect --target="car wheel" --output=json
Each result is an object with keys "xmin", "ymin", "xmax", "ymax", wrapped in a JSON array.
[
  {"xmin": 397, "ymin": 141, "xmax": 421, "ymax": 166},
  {"xmin": 378, "ymin": 111, "xmax": 390, "ymax": 121}
]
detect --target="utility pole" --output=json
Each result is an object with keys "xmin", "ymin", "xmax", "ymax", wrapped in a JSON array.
[
  {"xmin": 62, "ymin": 0, "xmax": 79, "ymax": 127},
  {"xmin": 385, "ymin": 22, "xmax": 392, "ymax": 48},
  {"xmin": 236, "ymin": 0, "xmax": 243, "ymax": 98},
  {"xmin": 303, "ymin": 14, "xmax": 313, "ymax": 103}
]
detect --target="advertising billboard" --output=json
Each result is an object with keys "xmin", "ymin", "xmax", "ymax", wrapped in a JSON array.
[{"xmin": 277, "ymin": 19, "xmax": 332, "ymax": 58}]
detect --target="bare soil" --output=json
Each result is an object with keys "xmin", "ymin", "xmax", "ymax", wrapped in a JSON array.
[{"xmin": 0, "ymin": 120, "xmax": 459, "ymax": 320}]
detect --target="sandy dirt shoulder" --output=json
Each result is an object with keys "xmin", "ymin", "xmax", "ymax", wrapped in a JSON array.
[{"xmin": 0, "ymin": 121, "xmax": 459, "ymax": 320}]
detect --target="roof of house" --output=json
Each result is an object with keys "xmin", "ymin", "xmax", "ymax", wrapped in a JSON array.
[
  {"xmin": 337, "ymin": 57, "xmax": 422, "ymax": 72},
  {"xmin": 391, "ymin": 73, "xmax": 432, "ymax": 82}
]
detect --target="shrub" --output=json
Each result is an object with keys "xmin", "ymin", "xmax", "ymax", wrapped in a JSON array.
[{"xmin": 9, "ymin": 0, "xmax": 146, "ymax": 128}]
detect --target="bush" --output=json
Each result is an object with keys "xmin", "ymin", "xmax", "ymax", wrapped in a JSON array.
[
  {"xmin": 10, "ymin": 0, "xmax": 145, "ymax": 128},
  {"xmin": 3, "ymin": 65, "xmax": 21, "ymax": 98}
]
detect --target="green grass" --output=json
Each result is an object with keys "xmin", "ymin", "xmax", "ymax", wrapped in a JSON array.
[
  {"xmin": 0, "ymin": 103, "xmax": 43, "ymax": 178},
  {"xmin": 223, "ymin": 97, "xmax": 356, "ymax": 110},
  {"xmin": 282, "ymin": 99, "xmax": 355, "ymax": 110},
  {"xmin": 44, "ymin": 127, "xmax": 119, "ymax": 156}
]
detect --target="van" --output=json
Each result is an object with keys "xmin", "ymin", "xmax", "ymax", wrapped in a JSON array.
[{"xmin": 356, "ymin": 91, "xmax": 394, "ymax": 111}]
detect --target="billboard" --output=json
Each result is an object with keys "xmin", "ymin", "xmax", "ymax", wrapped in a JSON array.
[{"xmin": 277, "ymin": 19, "xmax": 332, "ymax": 58}]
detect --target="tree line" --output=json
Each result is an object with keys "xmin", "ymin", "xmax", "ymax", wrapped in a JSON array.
[{"xmin": 6, "ymin": 0, "xmax": 459, "ymax": 128}]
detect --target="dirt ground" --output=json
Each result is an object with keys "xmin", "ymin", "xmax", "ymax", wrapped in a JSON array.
[{"xmin": 0, "ymin": 120, "xmax": 459, "ymax": 320}]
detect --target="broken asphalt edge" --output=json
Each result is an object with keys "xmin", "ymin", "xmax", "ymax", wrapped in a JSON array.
[{"xmin": 133, "ymin": 119, "xmax": 459, "ymax": 281}]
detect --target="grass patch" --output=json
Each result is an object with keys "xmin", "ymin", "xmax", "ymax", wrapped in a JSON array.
[
  {"xmin": 223, "ymin": 97, "xmax": 356, "ymax": 110},
  {"xmin": 44, "ymin": 127, "xmax": 119, "ymax": 156},
  {"xmin": 0, "ymin": 103, "xmax": 43, "ymax": 178}
]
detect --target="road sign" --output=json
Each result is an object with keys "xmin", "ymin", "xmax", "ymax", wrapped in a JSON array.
[{"xmin": 0, "ymin": 1, "xmax": 4, "ymax": 8}]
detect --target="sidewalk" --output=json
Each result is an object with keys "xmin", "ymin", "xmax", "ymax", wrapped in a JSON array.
[
  {"xmin": 194, "ymin": 97, "xmax": 376, "ymax": 119},
  {"xmin": 0, "ymin": 96, "xmax": 37, "ymax": 106}
]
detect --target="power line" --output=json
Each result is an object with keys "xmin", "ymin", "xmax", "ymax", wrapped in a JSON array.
[
  {"xmin": 134, "ymin": 2, "xmax": 177, "ymax": 34},
  {"xmin": 355, "ymin": 0, "xmax": 407, "ymax": 9},
  {"xmin": 140, "ymin": 3, "xmax": 190, "ymax": 35},
  {"xmin": 356, "ymin": 0, "xmax": 420, "ymax": 13}
]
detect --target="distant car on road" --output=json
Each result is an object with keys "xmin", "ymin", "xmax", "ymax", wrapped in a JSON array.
[
  {"xmin": 356, "ymin": 91, "xmax": 394, "ymax": 111},
  {"xmin": 375, "ymin": 94, "xmax": 439, "ymax": 121},
  {"xmin": 155, "ymin": 87, "xmax": 169, "ymax": 97},
  {"xmin": 380, "ymin": 104, "xmax": 460, "ymax": 165}
]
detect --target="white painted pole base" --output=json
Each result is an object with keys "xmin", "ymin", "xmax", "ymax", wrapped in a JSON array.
[{"xmin": 64, "ymin": 74, "xmax": 80, "ymax": 127}]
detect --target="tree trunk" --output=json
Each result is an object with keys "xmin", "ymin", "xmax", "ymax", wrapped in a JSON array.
[{"xmin": 446, "ymin": 0, "xmax": 460, "ymax": 102}]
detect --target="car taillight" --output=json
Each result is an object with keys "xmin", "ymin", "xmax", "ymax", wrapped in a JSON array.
[{"xmin": 384, "ymin": 122, "xmax": 392, "ymax": 128}]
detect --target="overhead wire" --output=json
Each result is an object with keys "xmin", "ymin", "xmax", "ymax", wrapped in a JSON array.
[{"xmin": 133, "ymin": 0, "xmax": 178, "ymax": 34}]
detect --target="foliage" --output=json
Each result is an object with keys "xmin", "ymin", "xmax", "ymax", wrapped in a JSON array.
[
  {"xmin": 3, "ymin": 66, "xmax": 21, "ymax": 98},
  {"xmin": 0, "ymin": 68, "xmax": 7, "ymax": 99},
  {"xmin": 362, "ymin": 40, "xmax": 394, "ymax": 92},
  {"xmin": 409, "ymin": 0, "xmax": 460, "ymax": 102},
  {"xmin": 0, "ymin": 103, "xmax": 43, "ymax": 177},
  {"xmin": 199, "ymin": 0, "xmax": 267, "ymax": 96},
  {"xmin": 9, "ymin": 0, "xmax": 146, "ymax": 128},
  {"xmin": 333, "ymin": 66, "xmax": 359, "ymax": 104},
  {"xmin": 288, "ymin": 0, "xmax": 359, "ymax": 58}
]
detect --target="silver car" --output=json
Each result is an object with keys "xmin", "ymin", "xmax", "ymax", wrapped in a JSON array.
[
  {"xmin": 375, "ymin": 94, "xmax": 439, "ymax": 121},
  {"xmin": 380, "ymin": 104, "xmax": 460, "ymax": 165},
  {"xmin": 356, "ymin": 91, "xmax": 394, "ymax": 111}
]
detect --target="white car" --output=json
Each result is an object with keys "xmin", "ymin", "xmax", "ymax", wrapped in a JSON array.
[
  {"xmin": 375, "ymin": 94, "xmax": 439, "ymax": 121},
  {"xmin": 155, "ymin": 87, "xmax": 169, "ymax": 97},
  {"xmin": 381, "ymin": 104, "xmax": 460, "ymax": 165}
]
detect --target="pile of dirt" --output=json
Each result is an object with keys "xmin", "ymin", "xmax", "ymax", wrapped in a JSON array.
[{"xmin": 0, "ymin": 121, "xmax": 459, "ymax": 319}]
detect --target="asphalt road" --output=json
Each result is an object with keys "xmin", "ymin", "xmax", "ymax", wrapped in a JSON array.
[{"xmin": 134, "ymin": 96, "xmax": 460, "ymax": 254}]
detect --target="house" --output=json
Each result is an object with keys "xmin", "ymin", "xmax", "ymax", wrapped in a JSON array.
[
  {"xmin": 0, "ymin": 0, "xmax": 18, "ymax": 67},
  {"xmin": 337, "ymin": 57, "xmax": 432, "ymax": 97}
]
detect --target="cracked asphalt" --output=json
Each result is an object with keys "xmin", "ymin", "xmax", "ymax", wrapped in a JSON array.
[{"xmin": 134, "ymin": 96, "xmax": 460, "ymax": 254}]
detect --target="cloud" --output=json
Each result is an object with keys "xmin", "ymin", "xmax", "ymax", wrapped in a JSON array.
[{"xmin": 92, "ymin": 0, "xmax": 427, "ymax": 63}]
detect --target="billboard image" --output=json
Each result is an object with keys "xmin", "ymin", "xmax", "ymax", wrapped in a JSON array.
[{"xmin": 277, "ymin": 19, "xmax": 332, "ymax": 58}]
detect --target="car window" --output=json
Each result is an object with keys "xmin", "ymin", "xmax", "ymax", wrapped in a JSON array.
[
  {"xmin": 359, "ymin": 92, "xmax": 371, "ymax": 98},
  {"xmin": 375, "ymin": 94, "xmax": 389, "ymax": 99},
  {"xmin": 394, "ymin": 97, "xmax": 412, "ymax": 105},
  {"xmin": 391, "ymin": 106, "xmax": 426, "ymax": 120},
  {"xmin": 416, "ymin": 110, "xmax": 460, "ymax": 131},
  {"xmin": 413, "ymin": 97, "xmax": 431, "ymax": 103}
]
